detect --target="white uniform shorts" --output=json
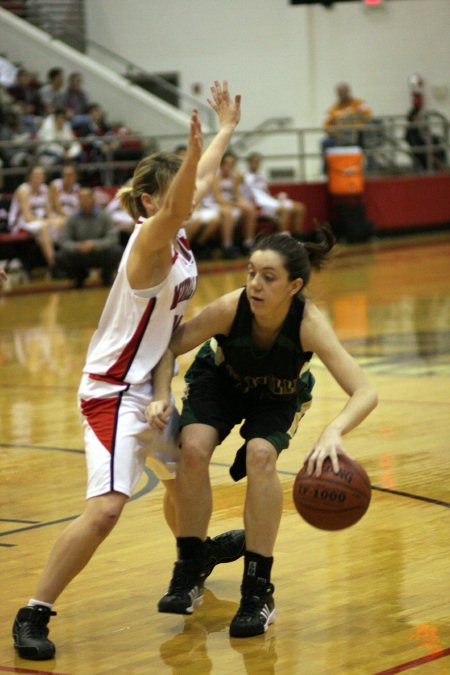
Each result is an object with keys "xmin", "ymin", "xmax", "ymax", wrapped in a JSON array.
[
  {"xmin": 252, "ymin": 188, "xmax": 293, "ymax": 218},
  {"xmin": 78, "ymin": 373, "xmax": 180, "ymax": 499},
  {"xmin": 18, "ymin": 217, "xmax": 60, "ymax": 241}
]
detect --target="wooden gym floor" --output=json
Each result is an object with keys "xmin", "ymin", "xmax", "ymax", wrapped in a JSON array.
[{"xmin": 0, "ymin": 232, "xmax": 449, "ymax": 674}]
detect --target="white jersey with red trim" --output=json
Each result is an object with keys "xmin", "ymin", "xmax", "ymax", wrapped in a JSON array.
[
  {"xmin": 8, "ymin": 182, "xmax": 48, "ymax": 232},
  {"xmin": 51, "ymin": 177, "xmax": 80, "ymax": 215},
  {"xmin": 82, "ymin": 218, "xmax": 197, "ymax": 385}
]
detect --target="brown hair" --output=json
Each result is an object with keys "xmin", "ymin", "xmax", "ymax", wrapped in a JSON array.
[
  {"xmin": 117, "ymin": 152, "xmax": 183, "ymax": 220},
  {"xmin": 251, "ymin": 224, "xmax": 336, "ymax": 288}
]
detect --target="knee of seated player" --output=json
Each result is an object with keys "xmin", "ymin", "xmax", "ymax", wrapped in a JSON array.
[
  {"xmin": 246, "ymin": 440, "xmax": 278, "ymax": 477},
  {"xmin": 84, "ymin": 492, "xmax": 127, "ymax": 537}
]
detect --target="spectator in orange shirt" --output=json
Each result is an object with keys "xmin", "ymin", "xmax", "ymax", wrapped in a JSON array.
[{"xmin": 321, "ymin": 82, "xmax": 372, "ymax": 172}]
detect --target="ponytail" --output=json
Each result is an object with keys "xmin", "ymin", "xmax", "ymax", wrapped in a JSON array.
[
  {"xmin": 117, "ymin": 184, "xmax": 140, "ymax": 220},
  {"xmin": 303, "ymin": 222, "xmax": 335, "ymax": 271}
]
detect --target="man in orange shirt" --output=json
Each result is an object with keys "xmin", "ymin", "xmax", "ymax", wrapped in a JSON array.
[{"xmin": 321, "ymin": 82, "xmax": 372, "ymax": 171}]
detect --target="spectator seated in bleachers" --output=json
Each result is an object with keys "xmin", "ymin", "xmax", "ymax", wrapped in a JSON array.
[
  {"xmin": 0, "ymin": 111, "xmax": 34, "ymax": 190},
  {"xmin": 183, "ymin": 193, "xmax": 223, "ymax": 260},
  {"xmin": 0, "ymin": 54, "xmax": 18, "ymax": 88},
  {"xmin": 7, "ymin": 67, "xmax": 42, "ymax": 133},
  {"xmin": 37, "ymin": 108, "xmax": 82, "ymax": 166},
  {"xmin": 49, "ymin": 164, "xmax": 81, "ymax": 219},
  {"xmin": 104, "ymin": 179, "xmax": 135, "ymax": 247},
  {"xmin": 39, "ymin": 67, "xmax": 65, "ymax": 116},
  {"xmin": 53, "ymin": 185, "xmax": 123, "ymax": 288},
  {"xmin": 242, "ymin": 152, "xmax": 305, "ymax": 236},
  {"xmin": 71, "ymin": 103, "xmax": 119, "ymax": 184},
  {"xmin": 62, "ymin": 72, "xmax": 89, "ymax": 119},
  {"xmin": 7, "ymin": 164, "xmax": 65, "ymax": 269},
  {"xmin": 213, "ymin": 150, "xmax": 257, "ymax": 254}
]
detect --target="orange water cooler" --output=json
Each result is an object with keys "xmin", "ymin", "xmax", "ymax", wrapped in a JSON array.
[{"xmin": 326, "ymin": 146, "xmax": 364, "ymax": 195}]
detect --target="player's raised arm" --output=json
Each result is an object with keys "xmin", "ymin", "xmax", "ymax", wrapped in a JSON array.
[
  {"xmin": 193, "ymin": 80, "xmax": 241, "ymax": 206},
  {"xmin": 134, "ymin": 109, "xmax": 202, "ymax": 255}
]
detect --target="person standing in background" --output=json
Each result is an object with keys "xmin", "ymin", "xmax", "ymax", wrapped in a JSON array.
[{"xmin": 321, "ymin": 82, "xmax": 372, "ymax": 170}]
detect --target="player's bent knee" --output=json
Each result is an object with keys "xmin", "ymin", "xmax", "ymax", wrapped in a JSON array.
[
  {"xmin": 179, "ymin": 441, "xmax": 211, "ymax": 472},
  {"xmin": 89, "ymin": 508, "xmax": 123, "ymax": 537},
  {"xmin": 246, "ymin": 444, "xmax": 277, "ymax": 476}
]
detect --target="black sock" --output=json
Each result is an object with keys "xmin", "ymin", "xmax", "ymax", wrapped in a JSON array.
[
  {"xmin": 242, "ymin": 550, "xmax": 273, "ymax": 587},
  {"xmin": 176, "ymin": 536, "xmax": 205, "ymax": 571}
]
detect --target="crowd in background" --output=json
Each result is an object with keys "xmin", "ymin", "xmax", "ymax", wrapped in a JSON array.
[
  {"xmin": 0, "ymin": 54, "xmax": 448, "ymax": 285},
  {"xmin": 0, "ymin": 56, "xmax": 147, "ymax": 193}
]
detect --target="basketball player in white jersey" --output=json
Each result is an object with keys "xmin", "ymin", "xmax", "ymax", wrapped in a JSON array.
[
  {"xmin": 12, "ymin": 81, "xmax": 245, "ymax": 661},
  {"xmin": 49, "ymin": 164, "xmax": 80, "ymax": 218},
  {"xmin": 8, "ymin": 165, "xmax": 65, "ymax": 268}
]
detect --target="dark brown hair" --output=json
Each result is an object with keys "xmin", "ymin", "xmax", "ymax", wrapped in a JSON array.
[{"xmin": 250, "ymin": 224, "xmax": 336, "ymax": 287}]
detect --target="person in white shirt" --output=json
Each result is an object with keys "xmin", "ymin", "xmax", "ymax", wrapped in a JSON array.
[{"xmin": 37, "ymin": 108, "xmax": 82, "ymax": 166}]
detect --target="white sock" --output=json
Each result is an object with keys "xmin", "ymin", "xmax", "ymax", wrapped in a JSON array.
[{"xmin": 28, "ymin": 598, "xmax": 53, "ymax": 610}]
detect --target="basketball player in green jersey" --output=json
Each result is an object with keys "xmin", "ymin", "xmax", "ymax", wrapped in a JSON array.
[{"xmin": 147, "ymin": 228, "xmax": 378, "ymax": 637}]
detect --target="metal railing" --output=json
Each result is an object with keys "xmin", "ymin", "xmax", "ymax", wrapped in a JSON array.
[{"xmin": 0, "ymin": 116, "xmax": 448, "ymax": 190}]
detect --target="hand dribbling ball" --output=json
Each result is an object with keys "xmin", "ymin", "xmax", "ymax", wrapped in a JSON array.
[{"xmin": 292, "ymin": 455, "xmax": 371, "ymax": 531}]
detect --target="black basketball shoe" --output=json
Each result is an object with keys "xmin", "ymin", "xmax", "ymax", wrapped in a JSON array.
[
  {"xmin": 158, "ymin": 561, "xmax": 205, "ymax": 615},
  {"xmin": 229, "ymin": 578, "xmax": 275, "ymax": 638},
  {"xmin": 204, "ymin": 529, "xmax": 246, "ymax": 579},
  {"xmin": 13, "ymin": 605, "xmax": 56, "ymax": 660}
]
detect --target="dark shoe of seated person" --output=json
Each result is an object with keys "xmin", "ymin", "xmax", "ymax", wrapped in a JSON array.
[
  {"xmin": 74, "ymin": 275, "xmax": 87, "ymax": 289},
  {"xmin": 50, "ymin": 265, "xmax": 66, "ymax": 280},
  {"xmin": 222, "ymin": 245, "xmax": 241, "ymax": 260}
]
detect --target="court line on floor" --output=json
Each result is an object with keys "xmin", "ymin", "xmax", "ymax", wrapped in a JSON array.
[
  {"xmin": 372, "ymin": 646, "xmax": 450, "ymax": 674},
  {"xmin": 0, "ymin": 440, "xmax": 158, "ymax": 543},
  {"xmin": 0, "ymin": 666, "xmax": 70, "ymax": 674},
  {"xmin": 1, "ymin": 445, "xmax": 448, "ymax": 545}
]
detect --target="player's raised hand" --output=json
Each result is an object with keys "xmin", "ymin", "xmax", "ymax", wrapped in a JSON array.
[{"xmin": 207, "ymin": 80, "xmax": 241, "ymax": 130}]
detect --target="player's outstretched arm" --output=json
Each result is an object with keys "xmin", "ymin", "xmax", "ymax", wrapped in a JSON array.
[
  {"xmin": 194, "ymin": 80, "xmax": 241, "ymax": 206},
  {"xmin": 146, "ymin": 290, "xmax": 241, "ymax": 431},
  {"xmin": 137, "ymin": 109, "xmax": 202, "ymax": 254},
  {"xmin": 301, "ymin": 302, "xmax": 378, "ymax": 476}
]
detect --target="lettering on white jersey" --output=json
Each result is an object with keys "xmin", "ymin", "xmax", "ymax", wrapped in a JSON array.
[{"xmin": 170, "ymin": 276, "xmax": 197, "ymax": 310}]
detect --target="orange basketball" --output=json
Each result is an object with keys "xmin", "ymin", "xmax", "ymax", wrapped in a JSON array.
[{"xmin": 292, "ymin": 455, "xmax": 371, "ymax": 531}]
